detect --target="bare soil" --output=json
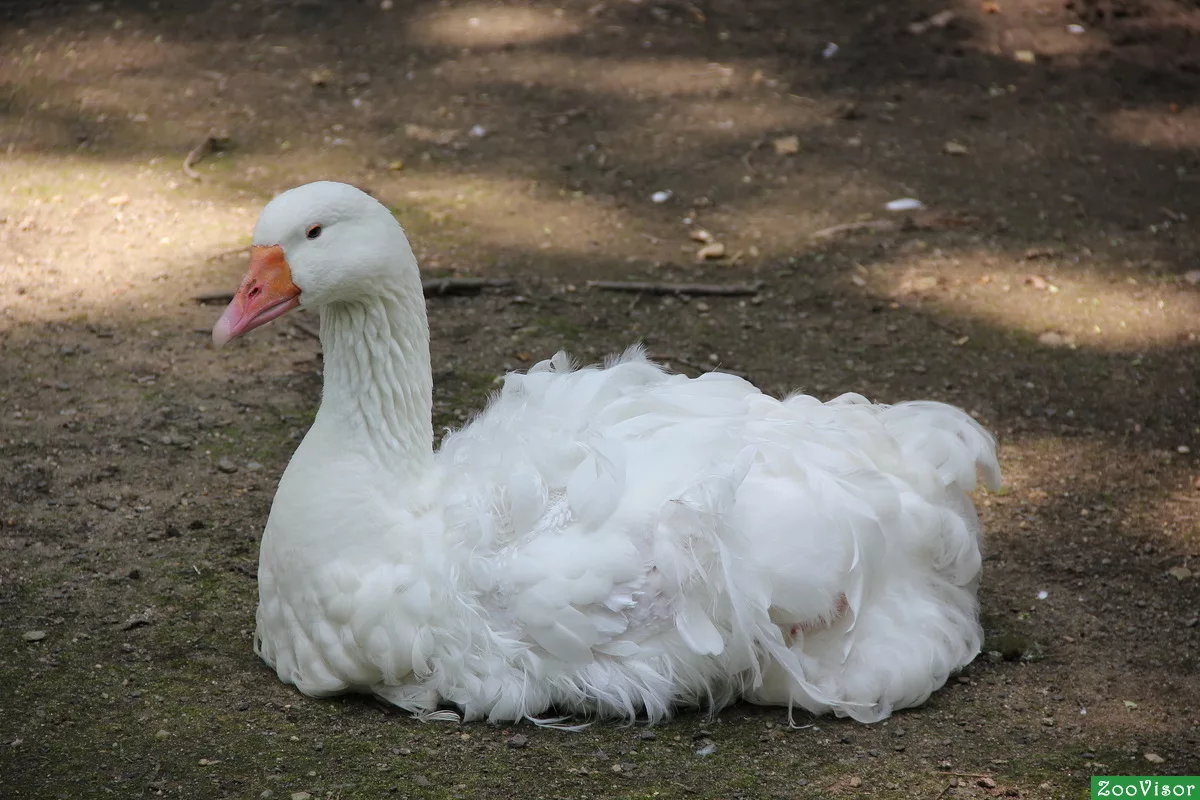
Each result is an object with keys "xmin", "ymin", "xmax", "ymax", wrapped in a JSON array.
[{"xmin": 1, "ymin": 0, "xmax": 1198, "ymax": 798}]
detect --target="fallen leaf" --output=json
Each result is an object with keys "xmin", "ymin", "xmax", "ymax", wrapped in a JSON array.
[
  {"xmin": 1024, "ymin": 274, "xmax": 1058, "ymax": 290},
  {"xmin": 1037, "ymin": 331, "xmax": 1070, "ymax": 348},
  {"xmin": 1023, "ymin": 247, "xmax": 1060, "ymax": 260},
  {"xmin": 1144, "ymin": 753, "xmax": 1165, "ymax": 764},
  {"xmin": 1167, "ymin": 566, "xmax": 1192, "ymax": 581},
  {"xmin": 929, "ymin": 10, "xmax": 956, "ymax": 27},
  {"xmin": 1123, "ymin": 700, "xmax": 1138, "ymax": 710},
  {"xmin": 690, "ymin": 229, "xmax": 714, "ymax": 243},
  {"xmin": 943, "ymin": 141, "xmax": 969, "ymax": 156},
  {"xmin": 908, "ymin": 10, "xmax": 955, "ymax": 35},
  {"xmin": 696, "ymin": 242, "xmax": 726, "ymax": 261},
  {"xmin": 772, "ymin": 135, "xmax": 801, "ymax": 155},
  {"xmin": 1014, "ymin": 50, "xmax": 1036, "ymax": 64},
  {"xmin": 404, "ymin": 124, "xmax": 458, "ymax": 146}
]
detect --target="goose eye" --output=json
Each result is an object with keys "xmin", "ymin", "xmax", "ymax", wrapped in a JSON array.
[{"xmin": 306, "ymin": 224, "xmax": 322, "ymax": 240}]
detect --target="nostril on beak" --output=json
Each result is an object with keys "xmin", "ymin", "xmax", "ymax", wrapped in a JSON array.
[{"xmin": 248, "ymin": 284, "xmax": 262, "ymax": 299}]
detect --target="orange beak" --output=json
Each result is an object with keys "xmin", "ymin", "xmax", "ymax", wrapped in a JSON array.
[{"xmin": 212, "ymin": 245, "xmax": 302, "ymax": 347}]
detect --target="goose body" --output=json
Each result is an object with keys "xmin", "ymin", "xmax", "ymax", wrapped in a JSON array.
[{"xmin": 214, "ymin": 181, "xmax": 1001, "ymax": 724}]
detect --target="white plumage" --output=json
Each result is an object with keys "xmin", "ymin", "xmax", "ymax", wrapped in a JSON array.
[{"xmin": 214, "ymin": 181, "xmax": 1001, "ymax": 726}]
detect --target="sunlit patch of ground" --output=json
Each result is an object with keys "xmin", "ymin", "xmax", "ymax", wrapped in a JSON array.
[
  {"xmin": 868, "ymin": 247, "xmax": 1200, "ymax": 349},
  {"xmin": 408, "ymin": 3, "xmax": 584, "ymax": 48}
]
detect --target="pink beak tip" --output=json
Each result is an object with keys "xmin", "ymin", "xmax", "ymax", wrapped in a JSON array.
[{"xmin": 211, "ymin": 302, "xmax": 240, "ymax": 348}]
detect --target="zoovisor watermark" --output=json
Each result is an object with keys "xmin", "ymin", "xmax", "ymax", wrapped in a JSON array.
[{"xmin": 1093, "ymin": 777, "xmax": 1200, "ymax": 798}]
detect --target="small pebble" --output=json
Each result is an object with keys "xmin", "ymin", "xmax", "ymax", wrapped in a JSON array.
[
  {"xmin": 217, "ymin": 457, "xmax": 238, "ymax": 474},
  {"xmin": 22, "ymin": 630, "xmax": 46, "ymax": 642},
  {"xmin": 638, "ymin": 730, "xmax": 656, "ymax": 741},
  {"xmin": 507, "ymin": 734, "xmax": 528, "ymax": 749}
]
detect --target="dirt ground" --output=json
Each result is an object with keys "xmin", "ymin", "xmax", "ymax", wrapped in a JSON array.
[{"xmin": 1, "ymin": 0, "xmax": 1198, "ymax": 797}]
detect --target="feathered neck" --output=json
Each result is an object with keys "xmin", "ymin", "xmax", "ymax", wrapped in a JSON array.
[{"xmin": 314, "ymin": 281, "xmax": 434, "ymax": 481}]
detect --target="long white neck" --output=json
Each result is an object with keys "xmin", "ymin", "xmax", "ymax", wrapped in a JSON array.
[{"xmin": 314, "ymin": 283, "xmax": 434, "ymax": 482}]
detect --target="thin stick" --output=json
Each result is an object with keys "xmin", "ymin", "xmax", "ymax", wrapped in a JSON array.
[
  {"xmin": 740, "ymin": 147, "xmax": 759, "ymax": 175},
  {"xmin": 291, "ymin": 320, "xmax": 320, "ymax": 340},
  {"xmin": 811, "ymin": 219, "xmax": 897, "ymax": 239},
  {"xmin": 530, "ymin": 107, "xmax": 586, "ymax": 119},
  {"xmin": 193, "ymin": 291, "xmax": 235, "ymax": 305},
  {"xmin": 193, "ymin": 277, "xmax": 513, "ymax": 306},
  {"xmin": 205, "ymin": 246, "xmax": 251, "ymax": 263},
  {"xmin": 587, "ymin": 279, "xmax": 763, "ymax": 296},
  {"xmin": 938, "ymin": 771, "xmax": 993, "ymax": 779},
  {"xmin": 422, "ymin": 277, "xmax": 513, "ymax": 296},
  {"xmin": 652, "ymin": 353, "xmax": 748, "ymax": 379},
  {"xmin": 183, "ymin": 133, "xmax": 216, "ymax": 180}
]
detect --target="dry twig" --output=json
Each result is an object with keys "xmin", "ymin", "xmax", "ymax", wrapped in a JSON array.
[
  {"xmin": 652, "ymin": 352, "xmax": 748, "ymax": 379},
  {"xmin": 811, "ymin": 219, "xmax": 897, "ymax": 239},
  {"xmin": 422, "ymin": 277, "xmax": 513, "ymax": 296},
  {"xmin": 194, "ymin": 277, "xmax": 514, "ymax": 307},
  {"xmin": 193, "ymin": 291, "xmax": 236, "ymax": 305},
  {"xmin": 183, "ymin": 132, "xmax": 219, "ymax": 179},
  {"xmin": 587, "ymin": 279, "xmax": 763, "ymax": 296},
  {"xmin": 290, "ymin": 320, "xmax": 320, "ymax": 340},
  {"xmin": 205, "ymin": 246, "xmax": 251, "ymax": 263}
]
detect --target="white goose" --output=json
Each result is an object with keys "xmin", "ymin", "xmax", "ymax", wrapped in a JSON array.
[{"xmin": 212, "ymin": 181, "xmax": 1000, "ymax": 725}]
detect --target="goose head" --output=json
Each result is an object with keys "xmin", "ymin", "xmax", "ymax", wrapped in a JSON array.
[{"xmin": 212, "ymin": 181, "xmax": 415, "ymax": 347}]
